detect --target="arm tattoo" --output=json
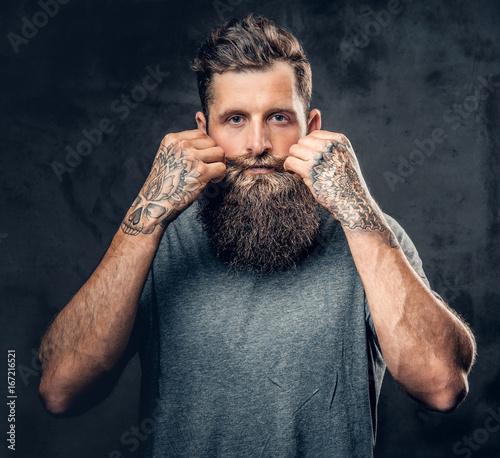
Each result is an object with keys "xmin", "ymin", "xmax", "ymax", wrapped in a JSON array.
[
  {"xmin": 311, "ymin": 141, "xmax": 388, "ymax": 233},
  {"xmin": 121, "ymin": 143, "xmax": 203, "ymax": 235}
]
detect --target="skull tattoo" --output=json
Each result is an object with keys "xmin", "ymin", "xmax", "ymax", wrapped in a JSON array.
[{"xmin": 121, "ymin": 142, "xmax": 203, "ymax": 235}]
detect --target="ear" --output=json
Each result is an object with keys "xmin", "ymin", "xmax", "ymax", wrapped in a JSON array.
[
  {"xmin": 307, "ymin": 109, "xmax": 321, "ymax": 134},
  {"xmin": 196, "ymin": 111, "xmax": 207, "ymax": 133}
]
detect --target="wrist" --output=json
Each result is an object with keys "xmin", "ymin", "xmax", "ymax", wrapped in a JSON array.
[
  {"xmin": 340, "ymin": 214, "xmax": 399, "ymax": 252},
  {"xmin": 121, "ymin": 196, "xmax": 179, "ymax": 237},
  {"xmin": 113, "ymin": 225, "xmax": 165, "ymax": 257},
  {"xmin": 328, "ymin": 197, "xmax": 386, "ymax": 232}
]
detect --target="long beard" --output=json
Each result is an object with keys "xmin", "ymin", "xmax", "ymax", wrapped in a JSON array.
[{"xmin": 197, "ymin": 152, "xmax": 323, "ymax": 274}]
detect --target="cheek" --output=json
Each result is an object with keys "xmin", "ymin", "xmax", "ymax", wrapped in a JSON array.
[
  {"xmin": 272, "ymin": 131, "xmax": 301, "ymax": 156},
  {"xmin": 219, "ymin": 140, "xmax": 241, "ymax": 160},
  {"xmin": 211, "ymin": 131, "xmax": 243, "ymax": 159}
]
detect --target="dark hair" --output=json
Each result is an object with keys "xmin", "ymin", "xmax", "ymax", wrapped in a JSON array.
[{"xmin": 192, "ymin": 14, "xmax": 312, "ymax": 118}]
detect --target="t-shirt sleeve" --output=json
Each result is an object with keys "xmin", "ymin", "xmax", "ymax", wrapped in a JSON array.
[{"xmin": 364, "ymin": 213, "xmax": 432, "ymax": 348}]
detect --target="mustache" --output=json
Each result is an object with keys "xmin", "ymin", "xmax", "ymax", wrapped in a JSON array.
[{"xmin": 225, "ymin": 152, "xmax": 287, "ymax": 173}]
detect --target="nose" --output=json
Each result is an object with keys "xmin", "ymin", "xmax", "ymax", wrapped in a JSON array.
[{"xmin": 245, "ymin": 121, "xmax": 272, "ymax": 156}]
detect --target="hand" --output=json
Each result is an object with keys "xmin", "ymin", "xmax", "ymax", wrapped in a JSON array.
[
  {"xmin": 284, "ymin": 130, "xmax": 385, "ymax": 231},
  {"xmin": 121, "ymin": 129, "xmax": 226, "ymax": 235}
]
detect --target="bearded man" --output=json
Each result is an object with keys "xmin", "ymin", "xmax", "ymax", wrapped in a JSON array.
[{"xmin": 39, "ymin": 15, "xmax": 476, "ymax": 458}]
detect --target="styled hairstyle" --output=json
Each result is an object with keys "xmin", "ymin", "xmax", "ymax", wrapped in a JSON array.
[{"xmin": 192, "ymin": 14, "xmax": 312, "ymax": 119}]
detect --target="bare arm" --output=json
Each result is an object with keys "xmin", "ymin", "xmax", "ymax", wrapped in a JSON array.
[
  {"xmin": 39, "ymin": 229, "xmax": 161, "ymax": 415},
  {"xmin": 285, "ymin": 130, "xmax": 476, "ymax": 412},
  {"xmin": 39, "ymin": 130, "xmax": 226, "ymax": 415}
]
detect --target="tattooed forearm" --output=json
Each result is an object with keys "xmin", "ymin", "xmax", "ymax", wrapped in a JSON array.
[
  {"xmin": 121, "ymin": 143, "xmax": 203, "ymax": 236},
  {"xmin": 311, "ymin": 140, "xmax": 388, "ymax": 233}
]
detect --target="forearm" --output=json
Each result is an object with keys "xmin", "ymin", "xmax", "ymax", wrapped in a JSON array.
[
  {"xmin": 38, "ymin": 130, "xmax": 225, "ymax": 415},
  {"xmin": 39, "ymin": 227, "xmax": 163, "ymax": 413},
  {"xmin": 344, "ymin": 223, "xmax": 476, "ymax": 410},
  {"xmin": 285, "ymin": 130, "xmax": 476, "ymax": 410}
]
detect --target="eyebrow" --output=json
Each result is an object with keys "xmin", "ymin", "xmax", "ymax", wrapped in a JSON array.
[{"xmin": 217, "ymin": 106, "xmax": 298, "ymax": 122}]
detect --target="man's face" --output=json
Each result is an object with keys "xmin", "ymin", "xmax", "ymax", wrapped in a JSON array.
[
  {"xmin": 196, "ymin": 62, "xmax": 324, "ymax": 274},
  {"xmin": 196, "ymin": 61, "xmax": 320, "ymax": 171}
]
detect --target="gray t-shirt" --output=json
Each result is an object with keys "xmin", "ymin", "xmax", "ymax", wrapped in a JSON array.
[{"xmin": 133, "ymin": 204, "xmax": 429, "ymax": 457}]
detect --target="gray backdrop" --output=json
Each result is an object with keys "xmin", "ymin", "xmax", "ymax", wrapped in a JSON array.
[{"xmin": 1, "ymin": 0, "xmax": 499, "ymax": 457}]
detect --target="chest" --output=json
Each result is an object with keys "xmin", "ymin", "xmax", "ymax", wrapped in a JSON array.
[{"xmin": 153, "ymin": 250, "xmax": 367, "ymax": 387}]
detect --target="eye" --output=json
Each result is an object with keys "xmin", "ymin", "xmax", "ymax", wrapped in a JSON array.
[
  {"xmin": 228, "ymin": 115, "xmax": 243, "ymax": 124},
  {"xmin": 270, "ymin": 114, "xmax": 288, "ymax": 123}
]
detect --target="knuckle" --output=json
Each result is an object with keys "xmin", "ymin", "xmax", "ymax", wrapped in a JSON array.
[
  {"xmin": 183, "ymin": 153, "xmax": 197, "ymax": 164},
  {"xmin": 323, "ymin": 140, "xmax": 334, "ymax": 150},
  {"xmin": 210, "ymin": 163, "xmax": 226, "ymax": 180},
  {"xmin": 178, "ymin": 139, "xmax": 192, "ymax": 151},
  {"xmin": 197, "ymin": 162, "xmax": 208, "ymax": 175},
  {"xmin": 163, "ymin": 133, "xmax": 177, "ymax": 144}
]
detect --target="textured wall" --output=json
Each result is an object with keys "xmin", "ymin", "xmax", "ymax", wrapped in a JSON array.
[{"xmin": 1, "ymin": 0, "xmax": 499, "ymax": 456}]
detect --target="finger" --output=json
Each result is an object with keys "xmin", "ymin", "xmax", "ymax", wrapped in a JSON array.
[
  {"xmin": 191, "ymin": 146, "xmax": 225, "ymax": 164},
  {"xmin": 177, "ymin": 129, "xmax": 211, "ymax": 140},
  {"xmin": 296, "ymin": 136, "xmax": 348, "ymax": 155},
  {"xmin": 210, "ymin": 175, "xmax": 224, "ymax": 184},
  {"xmin": 161, "ymin": 130, "xmax": 213, "ymax": 148},
  {"xmin": 288, "ymin": 143, "xmax": 315, "ymax": 161},
  {"xmin": 297, "ymin": 134, "xmax": 328, "ymax": 149},
  {"xmin": 283, "ymin": 156, "xmax": 308, "ymax": 178},
  {"xmin": 204, "ymin": 161, "xmax": 226, "ymax": 183},
  {"xmin": 305, "ymin": 130, "xmax": 352, "ymax": 146},
  {"xmin": 308, "ymin": 130, "xmax": 348, "ymax": 140},
  {"xmin": 177, "ymin": 137, "xmax": 216, "ymax": 152}
]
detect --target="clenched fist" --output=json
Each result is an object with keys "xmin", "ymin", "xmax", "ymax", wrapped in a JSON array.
[
  {"xmin": 121, "ymin": 129, "xmax": 226, "ymax": 235},
  {"xmin": 284, "ymin": 130, "xmax": 386, "ymax": 232}
]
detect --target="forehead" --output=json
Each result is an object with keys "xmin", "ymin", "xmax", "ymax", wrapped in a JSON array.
[{"xmin": 209, "ymin": 62, "xmax": 303, "ymax": 114}]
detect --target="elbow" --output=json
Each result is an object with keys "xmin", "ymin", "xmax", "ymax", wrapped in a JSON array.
[
  {"xmin": 421, "ymin": 372, "xmax": 469, "ymax": 413},
  {"xmin": 38, "ymin": 376, "xmax": 74, "ymax": 417},
  {"xmin": 39, "ymin": 396, "xmax": 70, "ymax": 417},
  {"xmin": 425, "ymin": 386, "xmax": 468, "ymax": 413},
  {"xmin": 39, "ymin": 366, "xmax": 118, "ymax": 417}
]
